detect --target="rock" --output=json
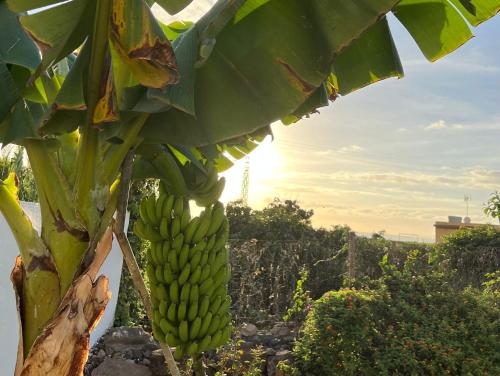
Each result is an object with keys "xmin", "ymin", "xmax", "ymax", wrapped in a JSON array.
[
  {"xmin": 241, "ymin": 323, "xmax": 258, "ymax": 337},
  {"xmin": 97, "ymin": 349, "xmax": 106, "ymax": 360},
  {"xmin": 103, "ymin": 327, "xmax": 158, "ymax": 359},
  {"xmin": 271, "ymin": 322, "xmax": 291, "ymax": 338},
  {"xmin": 275, "ymin": 350, "xmax": 292, "ymax": 361},
  {"xmin": 91, "ymin": 358, "xmax": 152, "ymax": 376},
  {"xmin": 149, "ymin": 349, "xmax": 168, "ymax": 376},
  {"xmin": 264, "ymin": 347, "xmax": 276, "ymax": 356},
  {"xmin": 142, "ymin": 358, "xmax": 151, "ymax": 366}
]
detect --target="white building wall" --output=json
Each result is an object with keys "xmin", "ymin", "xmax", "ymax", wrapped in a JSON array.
[{"xmin": 0, "ymin": 202, "xmax": 125, "ymax": 374}]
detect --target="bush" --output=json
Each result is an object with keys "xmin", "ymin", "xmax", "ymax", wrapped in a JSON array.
[
  {"xmin": 433, "ymin": 225, "xmax": 500, "ymax": 289},
  {"xmin": 293, "ymin": 258, "xmax": 500, "ymax": 375}
]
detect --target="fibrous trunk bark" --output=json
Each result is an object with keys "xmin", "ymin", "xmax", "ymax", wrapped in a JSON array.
[{"xmin": 13, "ymin": 228, "xmax": 113, "ymax": 376}]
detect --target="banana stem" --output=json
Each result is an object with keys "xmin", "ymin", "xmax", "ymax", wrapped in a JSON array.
[
  {"xmin": 113, "ymin": 152, "xmax": 180, "ymax": 376},
  {"xmin": 192, "ymin": 355, "xmax": 207, "ymax": 376}
]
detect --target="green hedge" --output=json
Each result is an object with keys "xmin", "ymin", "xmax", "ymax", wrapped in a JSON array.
[
  {"xmin": 293, "ymin": 257, "xmax": 500, "ymax": 375},
  {"xmin": 433, "ymin": 225, "xmax": 500, "ymax": 290}
]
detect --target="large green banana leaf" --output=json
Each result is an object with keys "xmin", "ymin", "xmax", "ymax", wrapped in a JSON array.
[
  {"xmin": 139, "ymin": 0, "xmax": 499, "ymax": 148},
  {"xmin": 0, "ymin": 0, "xmax": 499, "ymax": 151}
]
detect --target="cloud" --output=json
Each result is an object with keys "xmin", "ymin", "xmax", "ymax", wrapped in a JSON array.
[
  {"xmin": 338, "ymin": 145, "xmax": 364, "ymax": 154},
  {"xmin": 396, "ymin": 127, "xmax": 408, "ymax": 133},
  {"xmin": 425, "ymin": 120, "xmax": 447, "ymax": 130}
]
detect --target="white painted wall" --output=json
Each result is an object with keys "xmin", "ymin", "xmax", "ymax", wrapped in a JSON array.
[{"xmin": 0, "ymin": 202, "xmax": 125, "ymax": 374}]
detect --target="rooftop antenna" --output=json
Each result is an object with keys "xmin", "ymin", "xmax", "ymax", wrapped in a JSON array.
[{"xmin": 464, "ymin": 194, "xmax": 471, "ymax": 217}]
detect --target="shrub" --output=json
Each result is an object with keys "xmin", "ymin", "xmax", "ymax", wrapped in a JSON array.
[
  {"xmin": 293, "ymin": 259, "xmax": 500, "ymax": 375},
  {"xmin": 433, "ymin": 225, "xmax": 500, "ymax": 289}
]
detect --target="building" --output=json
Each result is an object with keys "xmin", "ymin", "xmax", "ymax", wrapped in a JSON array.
[{"xmin": 434, "ymin": 216, "xmax": 500, "ymax": 243}]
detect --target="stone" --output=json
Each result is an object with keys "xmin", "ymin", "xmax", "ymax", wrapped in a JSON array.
[
  {"xmin": 97, "ymin": 349, "xmax": 106, "ymax": 360},
  {"xmin": 149, "ymin": 349, "xmax": 168, "ymax": 376},
  {"xmin": 91, "ymin": 358, "xmax": 152, "ymax": 376},
  {"xmin": 264, "ymin": 347, "xmax": 276, "ymax": 356},
  {"xmin": 240, "ymin": 323, "xmax": 258, "ymax": 337},
  {"xmin": 270, "ymin": 322, "xmax": 291, "ymax": 338},
  {"xmin": 103, "ymin": 327, "xmax": 158, "ymax": 359}
]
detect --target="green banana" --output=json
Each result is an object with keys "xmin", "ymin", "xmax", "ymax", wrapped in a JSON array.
[
  {"xmin": 180, "ymin": 283, "xmax": 191, "ymax": 301},
  {"xmin": 157, "ymin": 285, "xmax": 169, "ymax": 301},
  {"xmin": 159, "ymin": 300, "xmax": 168, "ymax": 317},
  {"xmin": 180, "ymin": 208, "xmax": 190, "ymax": 231},
  {"xmin": 179, "ymin": 245, "xmax": 189, "ymax": 269},
  {"xmin": 189, "ymin": 317, "xmax": 202, "ymax": 339},
  {"xmin": 189, "ymin": 266, "xmax": 202, "ymax": 285},
  {"xmin": 159, "ymin": 217, "xmax": 169, "ymax": 239},
  {"xmin": 190, "ymin": 284, "xmax": 199, "ymax": 303},
  {"xmin": 184, "ymin": 217, "xmax": 200, "ymax": 244},
  {"xmin": 187, "ymin": 342, "xmax": 199, "ymax": 356},
  {"xmin": 178, "ymin": 301, "xmax": 187, "ymax": 321},
  {"xmin": 179, "ymin": 321, "xmax": 189, "ymax": 342},
  {"xmin": 133, "ymin": 221, "xmax": 148, "ymax": 240},
  {"xmin": 139, "ymin": 200, "xmax": 151, "ymax": 225},
  {"xmin": 168, "ymin": 249, "xmax": 179, "ymax": 273},
  {"xmin": 199, "ymin": 277, "xmax": 213, "ymax": 295},
  {"xmin": 163, "ymin": 265, "xmax": 175, "ymax": 284},
  {"xmin": 190, "ymin": 251, "xmax": 202, "ymax": 270},
  {"xmin": 160, "ymin": 318, "xmax": 177, "ymax": 336},
  {"xmin": 171, "ymin": 217, "xmax": 181, "ymax": 238},
  {"xmin": 208, "ymin": 315, "xmax": 220, "ymax": 335},
  {"xmin": 209, "ymin": 330, "xmax": 222, "ymax": 349},
  {"xmin": 162, "ymin": 241, "xmax": 170, "ymax": 262},
  {"xmin": 210, "ymin": 296, "xmax": 222, "ymax": 315},
  {"xmin": 206, "ymin": 234, "xmax": 216, "ymax": 252},
  {"xmin": 192, "ymin": 208, "xmax": 212, "ymax": 244},
  {"xmin": 167, "ymin": 303, "xmax": 177, "ymax": 322},
  {"xmin": 174, "ymin": 346, "xmax": 184, "ymax": 360},
  {"xmin": 166, "ymin": 333, "xmax": 180, "ymax": 347},
  {"xmin": 155, "ymin": 265, "xmax": 164, "ymax": 283},
  {"xmin": 187, "ymin": 301, "xmax": 198, "ymax": 322},
  {"xmin": 200, "ymin": 264, "xmax": 211, "ymax": 282},
  {"xmin": 198, "ymin": 312, "xmax": 212, "ymax": 338},
  {"xmin": 145, "ymin": 196, "xmax": 158, "ymax": 225},
  {"xmin": 199, "ymin": 295, "xmax": 210, "ymax": 318},
  {"xmin": 172, "ymin": 233, "xmax": 184, "ymax": 251},
  {"xmin": 155, "ymin": 194, "xmax": 167, "ymax": 222},
  {"xmin": 163, "ymin": 194, "xmax": 175, "ymax": 218},
  {"xmin": 199, "ymin": 335, "xmax": 211, "ymax": 352},
  {"xmin": 206, "ymin": 201, "xmax": 225, "ymax": 236},
  {"xmin": 173, "ymin": 196, "xmax": 184, "ymax": 217},
  {"xmin": 169, "ymin": 281, "xmax": 179, "ymax": 303},
  {"xmin": 178, "ymin": 263, "xmax": 191, "ymax": 285}
]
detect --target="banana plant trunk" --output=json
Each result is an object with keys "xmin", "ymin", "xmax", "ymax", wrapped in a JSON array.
[
  {"xmin": 0, "ymin": 123, "xmax": 129, "ymax": 374},
  {"xmin": 12, "ymin": 230, "xmax": 113, "ymax": 376}
]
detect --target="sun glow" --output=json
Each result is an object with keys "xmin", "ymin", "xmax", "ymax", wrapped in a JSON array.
[{"xmin": 219, "ymin": 136, "xmax": 285, "ymax": 208}]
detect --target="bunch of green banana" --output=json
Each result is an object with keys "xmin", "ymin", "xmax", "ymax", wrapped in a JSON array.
[{"xmin": 134, "ymin": 192, "xmax": 232, "ymax": 360}]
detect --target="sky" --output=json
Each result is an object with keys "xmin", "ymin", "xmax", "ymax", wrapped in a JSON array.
[{"xmin": 159, "ymin": 2, "xmax": 500, "ymax": 242}]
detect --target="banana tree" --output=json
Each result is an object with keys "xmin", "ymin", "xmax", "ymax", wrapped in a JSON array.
[{"xmin": 0, "ymin": 0, "xmax": 498, "ymax": 374}]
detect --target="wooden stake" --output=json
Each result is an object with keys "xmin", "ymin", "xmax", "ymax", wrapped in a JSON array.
[{"xmin": 113, "ymin": 151, "xmax": 180, "ymax": 376}]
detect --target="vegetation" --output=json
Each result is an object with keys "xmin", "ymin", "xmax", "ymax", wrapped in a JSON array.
[
  {"xmin": 432, "ymin": 225, "xmax": 500, "ymax": 290},
  {"xmin": 293, "ymin": 255, "xmax": 500, "ymax": 376},
  {"xmin": 484, "ymin": 191, "xmax": 500, "ymax": 224}
]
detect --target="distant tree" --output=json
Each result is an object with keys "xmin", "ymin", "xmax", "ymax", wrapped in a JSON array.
[{"xmin": 484, "ymin": 191, "xmax": 500, "ymax": 224}]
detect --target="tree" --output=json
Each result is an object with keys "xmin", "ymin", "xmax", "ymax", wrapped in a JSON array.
[
  {"xmin": 484, "ymin": 191, "xmax": 500, "ymax": 224},
  {"xmin": 0, "ymin": 0, "xmax": 498, "ymax": 374}
]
